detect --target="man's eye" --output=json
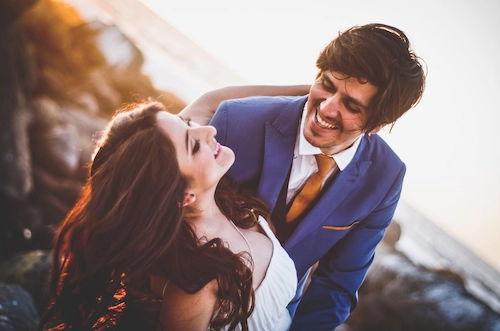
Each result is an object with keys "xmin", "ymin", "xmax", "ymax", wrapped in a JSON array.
[
  {"xmin": 346, "ymin": 103, "xmax": 361, "ymax": 114},
  {"xmin": 192, "ymin": 140, "xmax": 200, "ymax": 155}
]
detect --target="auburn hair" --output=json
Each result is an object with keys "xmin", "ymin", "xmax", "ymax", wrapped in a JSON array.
[{"xmin": 39, "ymin": 102, "xmax": 267, "ymax": 331}]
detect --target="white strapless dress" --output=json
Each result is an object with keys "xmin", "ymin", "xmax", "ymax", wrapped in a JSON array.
[{"xmin": 220, "ymin": 216, "xmax": 297, "ymax": 331}]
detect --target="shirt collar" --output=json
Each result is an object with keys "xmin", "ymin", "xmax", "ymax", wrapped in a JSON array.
[{"xmin": 298, "ymin": 102, "xmax": 363, "ymax": 171}]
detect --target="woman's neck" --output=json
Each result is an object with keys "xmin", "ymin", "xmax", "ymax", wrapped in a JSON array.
[{"xmin": 183, "ymin": 192, "xmax": 229, "ymax": 239}]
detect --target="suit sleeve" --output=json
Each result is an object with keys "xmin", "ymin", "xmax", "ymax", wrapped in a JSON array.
[
  {"xmin": 210, "ymin": 100, "xmax": 229, "ymax": 145},
  {"xmin": 290, "ymin": 164, "xmax": 406, "ymax": 330}
]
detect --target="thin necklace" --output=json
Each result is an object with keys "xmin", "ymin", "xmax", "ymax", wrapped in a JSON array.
[{"xmin": 229, "ymin": 220, "xmax": 253, "ymax": 256}]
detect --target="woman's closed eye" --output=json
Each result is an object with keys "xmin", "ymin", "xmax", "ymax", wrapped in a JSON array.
[
  {"xmin": 179, "ymin": 116, "xmax": 200, "ymax": 154},
  {"xmin": 192, "ymin": 139, "xmax": 200, "ymax": 155}
]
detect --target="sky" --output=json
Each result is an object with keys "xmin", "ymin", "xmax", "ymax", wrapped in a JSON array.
[{"xmin": 139, "ymin": 0, "xmax": 500, "ymax": 271}]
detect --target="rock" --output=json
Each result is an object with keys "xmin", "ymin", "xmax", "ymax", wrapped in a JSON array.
[
  {"xmin": 20, "ymin": 0, "xmax": 108, "ymax": 113},
  {"xmin": 33, "ymin": 165, "xmax": 82, "ymax": 226},
  {"xmin": 0, "ymin": 22, "xmax": 37, "ymax": 202},
  {"xmin": 0, "ymin": 97, "xmax": 33, "ymax": 201},
  {"xmin": 0, "ymin": 201, "xmax": 50, "ymax": 261},
  {"xmin": 0, "ymin": 0, "xmax": 186, "ymax": 265},
  {"xmin": 90, "ymin": 21, "xmax": 144, "ymax": 87},
  {"xmin": 381, "ymin": 218, "xmax": 401, "ymax": 249},
  {"xmin": 29, "ymin": 96, "xmax": 60, "ymax": 130},
  {"xmin": 20, "ymin": 0, "xmax": 104, "ymax": 81},
  {"xmin": 87, "ymin": 68, "xmax": 123, "ymax": 114},
  {"xmin": 30, "ymin": 96, "xmax": 100, "ymax": 178},
  {"xmin": 0, "ymin": 250, "xmax": 51, "ymax": 316},
  {"xmin": 0, "ymin": 0, "xmax": 39, "ymax": 27},
  {"xmin": 340, "ymin": 253, "xmax": 500, "ymax": 331},
  {"xmin": 56, "ymin": 102, "xmax": 109, "ymax": 181},
  {"xmin": 0, "ymin": 283, "xmax": 38, "ymax": 331},
  {"xmin": 66, "ymin": 89, "xmax": 100, "ymax": 115},
  {"xmin": 31, "ymin": 120, "xmax": 81, "ymax": 178},
  {"xmin": 373, "ymin": 219, "xmax": 402, "ymax": 260}
]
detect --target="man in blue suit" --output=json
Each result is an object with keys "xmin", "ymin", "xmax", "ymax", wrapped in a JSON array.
[{"xmin": 181, "ymin": 23, "xmax": 426, "ymax": 330}]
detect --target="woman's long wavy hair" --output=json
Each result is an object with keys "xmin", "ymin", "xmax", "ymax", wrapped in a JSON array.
[{"xmin": 39, "ymin": 101, "xmax": 269, "ymax": 331}]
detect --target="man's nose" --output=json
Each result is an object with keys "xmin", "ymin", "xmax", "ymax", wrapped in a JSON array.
[{"xmin": 320, "ymin": 95, "xmax": 341, "ymax": 115}]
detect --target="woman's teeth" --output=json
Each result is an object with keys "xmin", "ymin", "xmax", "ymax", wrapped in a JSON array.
[{"xmin": 214, "ymin": 143, "xmax": 220, "ymax": 158}]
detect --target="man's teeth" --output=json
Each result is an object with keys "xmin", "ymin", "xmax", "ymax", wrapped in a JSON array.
[
  {"xmin": 316, "ymin": 111, "xmax": 336, "ymax": 129},
  {"xmin": 214, "ymin": 144, "xmax": 219, "ymax": 157}
]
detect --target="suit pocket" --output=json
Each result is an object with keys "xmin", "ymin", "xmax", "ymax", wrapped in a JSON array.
[
  {"xmin": 315, "ymin": 220, "xmax": 360, "ymax": 245},
  {"xmin": 321, "ymin": 221, "xmax": 359, "ymax": 231}
]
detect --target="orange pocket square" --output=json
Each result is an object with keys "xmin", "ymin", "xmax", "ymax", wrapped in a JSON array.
[{"xmin": 322, "ymin": 221, "xmax": 359, "ymax": 231}]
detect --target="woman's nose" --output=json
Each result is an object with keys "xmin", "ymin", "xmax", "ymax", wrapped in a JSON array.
[{"xmin": 196, "ymin": 125, "xmax": 217, "ymax": 142}]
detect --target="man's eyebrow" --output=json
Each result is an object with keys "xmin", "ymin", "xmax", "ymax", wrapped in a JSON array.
[
  {"xmin": 346, "ymin": 95, "xmax": 368, "ymax": 110},
  {"xmin": 328, "ymin": 73, "xmax": 369, "ymax": 110},
  {"xmin": 322, "ymin": 73, "xmax": 334, "ymax": 86},
  {"xmin": 320, "ymin": 73, "xmax": 335, "ymax": 89}
]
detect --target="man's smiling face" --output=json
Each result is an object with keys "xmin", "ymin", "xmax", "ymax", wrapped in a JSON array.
[{"xmin": 304, "ymin": 71, "xmax": 379, "ymax": 155}]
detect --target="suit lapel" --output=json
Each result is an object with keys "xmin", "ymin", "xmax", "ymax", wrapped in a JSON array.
[
  {"xmin": 284, "ymin": 139, "xmax": 373, "ymax": 250},
  {"xmin": 257, "ymin": 117, "xmax": 299, "ymax": 211}
]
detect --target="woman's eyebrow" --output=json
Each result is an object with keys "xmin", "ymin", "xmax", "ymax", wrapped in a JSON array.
[
  {"xmin": 178, "ymin": 115, "xmax": 192, "ymax": 124},
  {"xmin": 177, "ymin": 115, "xmax": 190, "ymax": 153}
]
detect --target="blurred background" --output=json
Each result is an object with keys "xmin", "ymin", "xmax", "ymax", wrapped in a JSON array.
[{"xmin": 138, "ymin": 0, "xmax": 500, "ymax": 272}]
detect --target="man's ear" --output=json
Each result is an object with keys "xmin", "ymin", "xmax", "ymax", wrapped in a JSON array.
[{"xmin": 182, "ymin": 193, "xmax": 196, "ymax": 207}]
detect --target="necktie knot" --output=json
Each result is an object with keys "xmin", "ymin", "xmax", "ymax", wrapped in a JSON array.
[
  {"xmin": 286, "ymin": 154, "xmax": 336, "ymax": 223},
  {"xmin": 314, "ymin": 154, "xmax": 335, "ymax": 177}
]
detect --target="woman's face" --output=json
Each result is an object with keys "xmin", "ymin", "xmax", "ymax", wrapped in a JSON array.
[{"xmin": 156, "ymin": 111, "xmax": 234, "ymax": 193}]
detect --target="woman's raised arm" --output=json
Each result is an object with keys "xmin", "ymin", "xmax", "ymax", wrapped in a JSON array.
[{"xmin": 179, "ymin": 85, "xmax": 310, "ymax": 125}]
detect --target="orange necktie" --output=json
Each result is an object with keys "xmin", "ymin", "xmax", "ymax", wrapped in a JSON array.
[{"xmin": 286, "ymin": 154, "xmax": 336, "ymax": 223}]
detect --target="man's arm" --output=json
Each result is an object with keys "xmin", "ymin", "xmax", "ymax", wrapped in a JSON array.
[
  {"xmin": 179, "ymin": 85, "xmax": 310, "ymax": 125},
  {"xmin": 290, "ymin": 165, "xmax": 406, "ymax": 330}
]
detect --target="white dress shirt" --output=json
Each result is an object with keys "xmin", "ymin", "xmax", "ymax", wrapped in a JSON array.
[{"xmin": 286, "ymin": 103, "xmax": 363, "ymax": 204}]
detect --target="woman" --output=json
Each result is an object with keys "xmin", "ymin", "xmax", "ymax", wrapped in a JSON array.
[
  {"xmin": 152, "ymin": 109, "xmax": 297, "ymax": 331},
  {"xmin": 39, "ymin": 85, "xmax": 309, "ymax": 331}
]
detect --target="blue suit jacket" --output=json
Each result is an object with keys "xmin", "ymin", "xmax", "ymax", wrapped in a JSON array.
[{"xmin": 210, "ymin": 95, "xmax": 406, "ymax": 330}]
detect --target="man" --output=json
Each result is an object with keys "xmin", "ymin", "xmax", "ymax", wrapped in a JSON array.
[{"xmin": 181, "ymin": 23, "xmax": 425, "ymax": 330}]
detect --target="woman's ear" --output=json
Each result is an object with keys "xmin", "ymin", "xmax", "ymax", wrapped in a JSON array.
[{"xmin": 182, "ymin": 193, "xmax": 196, "ymax": 206}]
